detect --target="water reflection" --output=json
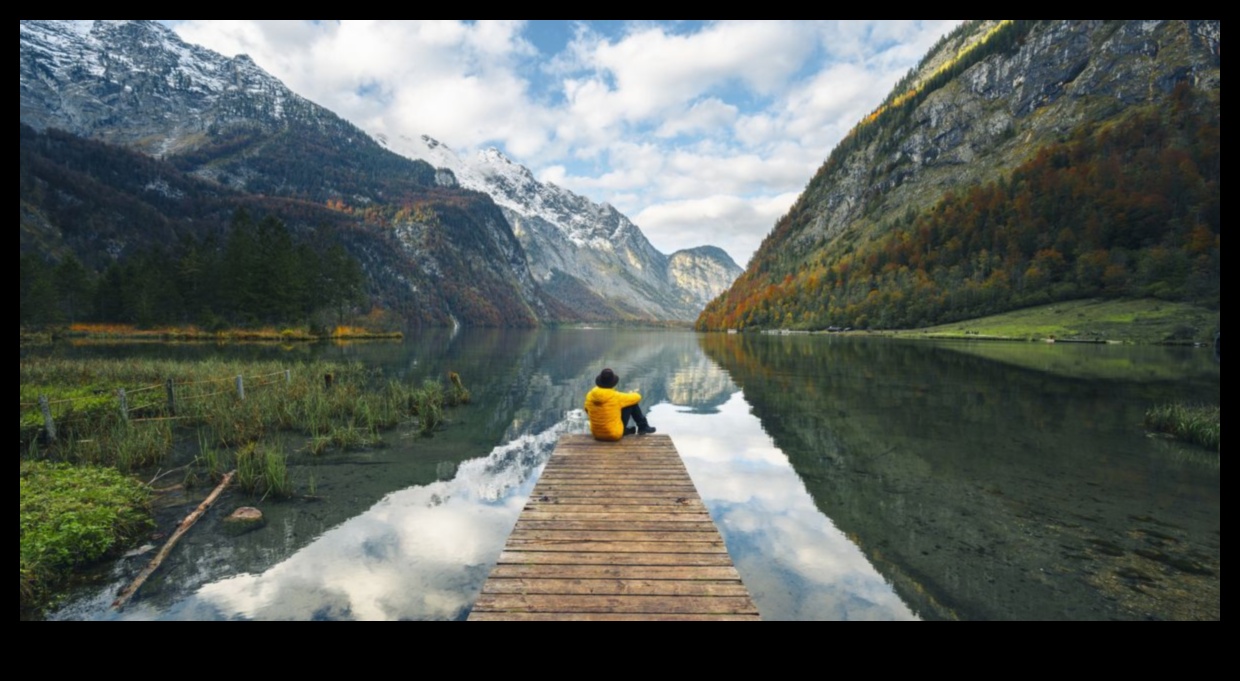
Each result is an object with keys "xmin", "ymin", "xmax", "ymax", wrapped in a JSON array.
[
  {"xmin": 699, "ymin": 333, "xmax": 1220, "ymax": 620},
  {"xmin": 652, "ymin": 396, "xmax": 916, "ymax": 620},
  {"xmin": 43, "ymin": 329, "xmax": 1219, "ymax": 620},
  {"xmin": 55, "ymin": 419, "xmax": 581, "ymax": 620}
]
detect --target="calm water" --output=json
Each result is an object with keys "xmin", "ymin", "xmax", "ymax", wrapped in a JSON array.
[{"xmin": 43, "ymin": 329, "xmax": 1220, "ymax": 620}]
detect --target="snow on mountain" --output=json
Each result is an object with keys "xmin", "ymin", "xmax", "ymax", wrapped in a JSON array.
[
  {"xmin": 390, "ymin": 134, "xmax": 742, "ymax": 321},
  {"xmin": 20, "ymin": 19, "xmax": 742, "ymax": 323},
  {"xmin": 20, "ymin": 20, "xmax": 300, "ymax": 157}
]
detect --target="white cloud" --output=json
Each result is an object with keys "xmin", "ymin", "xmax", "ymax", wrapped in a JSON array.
[
  {"xmin": 633, "ymin": 192, "xmax": 800, "ymax": 266},
  {"xmin": 171, "ymin": 20, "xmax": 963, "ymax": 270},
  {"xmin": 175, "ymin": 20, "xmax": 550, "ymax": 155},
  {"xmin": 654, "ymin": 97, "xmax": 739, "ymax": 138}
]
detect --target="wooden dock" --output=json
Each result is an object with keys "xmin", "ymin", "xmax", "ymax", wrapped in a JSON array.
[{"xmin": 468, "ymin": 434, "xmax": 760, "ymax": 621}]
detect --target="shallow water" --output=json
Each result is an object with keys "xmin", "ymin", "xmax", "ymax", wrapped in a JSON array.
[{"xmin": 42, "ymin": 329, "xmax": 1220, "ymax": 620}]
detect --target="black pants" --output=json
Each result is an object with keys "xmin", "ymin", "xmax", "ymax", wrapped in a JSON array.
[{"xmin": 620, "ymin": 403, "xmax": 650, "ymax": 431}]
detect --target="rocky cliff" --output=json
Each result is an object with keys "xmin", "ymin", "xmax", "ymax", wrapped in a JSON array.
[
  {"xmin": 20, "ymin": 20, "xmax": 741, "ymax": 326},
  {"xmin": 396, "ymin": 135, "xmax": 743, "ymax": 321},
  {"xmin": 699, "ymin": 20, "xmax": 1220, "ymax": 331}
]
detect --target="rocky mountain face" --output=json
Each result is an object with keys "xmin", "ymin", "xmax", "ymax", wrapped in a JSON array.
[
  {"xmin": 22, "ymin": 20, "xmax": 287, "ymax": 157},
  {"xmin": 698, "ymin": 20, "xmax": 1220, "ymax": 331},
  {"xmin": 391, "ymin": 135, "xmax": 742, "ymax": 321},
  {"xmin": 19, "ymin": 20, "xmax": 739, "ymax": 326}
]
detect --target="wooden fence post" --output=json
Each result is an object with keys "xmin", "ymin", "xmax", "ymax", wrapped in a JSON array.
[
  {"xmin": 165, "ymin": 378, "xmax": 176, "ymax": 415},
  {"xmin": 38, "ymin": 395, "xmax": 56, "ymax": 443},
  {"xmin": 236, "ymin": 375, "xmax": 245, "ymax": 400},
  {"xmin": 118, "ymin": 388, "xmax": 128, "ymax": 422},
  {"xmin": 285, "ymin": 369, "xmax": 291, "ymax": 386}
]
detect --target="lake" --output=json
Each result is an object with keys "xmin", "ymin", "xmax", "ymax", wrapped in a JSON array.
[{"xmin": 42, "ymin": 328, "xmax": 1220, "ymax": 620}]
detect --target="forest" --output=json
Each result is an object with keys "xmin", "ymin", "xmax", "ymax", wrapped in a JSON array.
[
  {"xmin": 20, "ymin": 210, "xmax": 364, "ymax": 330},
  {"xmin": 697, "ymin": 84, "xmax": 1220, "ymax": 331}
]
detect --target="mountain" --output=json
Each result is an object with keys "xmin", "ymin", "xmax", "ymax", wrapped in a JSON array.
[
  {"xmin": 19, "ymin": 20, "xmax": 738, "ymax": 327},
  {"xmin": 697, "ymin": 20, "xmax": 1220, "ymax": 332},
  {"xmin": 388, "ymin": 135, "xmax": 742, "ymax": 321}
]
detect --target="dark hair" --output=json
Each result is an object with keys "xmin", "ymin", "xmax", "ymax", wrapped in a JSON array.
[{"xmin": 595, "ymin": 368, "xmax": 619, "ymax": 388}]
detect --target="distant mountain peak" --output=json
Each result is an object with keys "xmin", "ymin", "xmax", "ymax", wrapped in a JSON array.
[{"xmin": 388, "ymin": 132, "xmax": 741, "ymax": 320}]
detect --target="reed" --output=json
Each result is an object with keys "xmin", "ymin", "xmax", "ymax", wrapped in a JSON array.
[
  {"xmin": 413, "ymin": 379, "xmax": 445, "ymax": 436},
  {"xmin": 447, "ymin": 371, "xmax": 471, "ymax": 406},
  {"xmin": 234, "ymin": 442, "xmax": 292, "ymax": 499},
  {"xmin": 1145, "ymin": 403, "xmax": 1220, "ymax": 452},
  {"xmin": 20, "ymin": 355, "xmax": 470, "ymax": 470},
  {"xmin": 196, "ymin": 430, "xmax": 231, "ymax": 481}
]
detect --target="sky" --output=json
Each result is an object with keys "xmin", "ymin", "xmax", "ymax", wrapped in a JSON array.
[{"xmin": 171, "ymin": 20, "xmax": 962, "ymax": 267}]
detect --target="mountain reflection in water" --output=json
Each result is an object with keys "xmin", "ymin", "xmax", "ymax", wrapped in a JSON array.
[{"xmin": 45, "ymin": 329, "xmax": 1218, "ymax": 620}]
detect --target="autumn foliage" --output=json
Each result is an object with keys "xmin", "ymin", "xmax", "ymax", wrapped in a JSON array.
[{"xmin": 699, "ymin": 85, "xmax": 1219, "ymax": 331}]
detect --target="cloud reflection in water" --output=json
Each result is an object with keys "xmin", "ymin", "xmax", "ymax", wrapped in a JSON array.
[
  {"xmin": 122, "ymin": 419, "xmax": 580, "ymax": 621},
  {"xmin": 650, "ymin": 394, "xmax": 917, "ymax": 621}
]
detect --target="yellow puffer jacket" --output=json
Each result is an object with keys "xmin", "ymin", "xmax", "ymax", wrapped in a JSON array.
[{"xmin": 584, "ymin": 386, "xmax": 642, "ymax": 441}]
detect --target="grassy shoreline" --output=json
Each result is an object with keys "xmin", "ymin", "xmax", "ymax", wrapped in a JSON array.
[
  {"xmin": 19, "ymin": 355, "xmax": 469, "ymax": 616},
  {"xmin": 1144, "ymin": 403, "xmax": 1221, "ymax": 452},
  {"xmin": 39, "ymin": 323, "xmax": 403, "ymax": 343},
  {"xmin": 751, "ymin": 298, "xmax": 1219, "ymax": 346}
]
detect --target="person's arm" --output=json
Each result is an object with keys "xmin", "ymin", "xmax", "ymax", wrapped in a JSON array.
[{"xmin": 619, "ymin": 390, "xmax": 642, "ymax": 407}]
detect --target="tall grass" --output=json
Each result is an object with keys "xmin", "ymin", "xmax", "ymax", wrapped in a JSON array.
[
  {"xmin": 20, "ymin": 356, "xmax": 471, "ymax": 474},
  {"xmin": 413, "ymin": 379, "xmax": 445, "ymax": 436},
  {"xmin": 234, "ymin": 442, "xmax": 292, "ymax": 499},
  {"xmin": 1145, "ymin": 403, "xmax": 1220, "ymax": 452}
]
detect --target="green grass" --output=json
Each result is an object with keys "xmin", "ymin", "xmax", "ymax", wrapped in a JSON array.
[
  {"xmin": 413, "ymin": 378, "xmax": 445, "ymax": 436},
  {"xmin": 898, "ymin": 298, "xmax": 1219, "ymax": 345},
  {"xmin": 20, "ymin": 357, "xmax": 470, "ymax": 466},
  {"xmin": 20, "ymin": 461, "xmax": 152, "ymax": 613},
  {"xmin": 19, "ymin": 356, "xmax": 473, "ymax": 614},
  {"xmin": 234, "ymin": 442, "xmax": 292, "ymax": 499},
  {"xmin": 1145, "ymin": 403, "xmax": 1220, "ymax": 452}
]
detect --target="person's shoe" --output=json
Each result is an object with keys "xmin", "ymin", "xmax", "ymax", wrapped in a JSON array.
[
  {"xmin": 624, "ymin": 426, "xmax": 637, "ymax": 435},
  {"xmin": 638, "ymin": 426, "xmax": 657, "ymax": 435}
]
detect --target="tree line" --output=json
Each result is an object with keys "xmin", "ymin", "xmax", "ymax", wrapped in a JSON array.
[{"xmin": 21, "ymin": 210, "xmax": 364, "ymax": 330}]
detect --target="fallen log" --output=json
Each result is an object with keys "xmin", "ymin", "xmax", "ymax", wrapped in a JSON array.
[{"xmin": 112, "ymin": 470, "xmax": 235, "ymax": 611}]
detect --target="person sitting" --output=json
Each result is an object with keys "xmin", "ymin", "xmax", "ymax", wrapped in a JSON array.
[{"xmin": 584, "ymin": 368, "xmax": 656, "ymax": 441}]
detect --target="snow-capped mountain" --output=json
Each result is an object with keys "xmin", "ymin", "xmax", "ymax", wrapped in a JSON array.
[
  {"xmin": 391, "ymin": 135, "xmax": 742, "ymax": 321},
  {"xmin": 20, "ymin": 20, "xmax": 304, "ymax": 157},
  {"xmin": 20, "ymin": 19, "xmax": 740, "ymax": 325}
]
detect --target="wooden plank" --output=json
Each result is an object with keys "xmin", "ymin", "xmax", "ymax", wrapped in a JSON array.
[
  {"xmin": 484, "ymin": 564, "xmax": 744, "ymax": 581},
  {"xmin": 479, "ymin": 579, "xmax": 751, "ymax": 597},
  {"xmin": 468, "ymin": 434, "xmax": 759, "ymax": 621},
  {"xmin": 502, "ymin": 540, "xmax": 726, "ymax": 553},
  {"xmin": 513, "ymin": 511, "xmax": 714, "ymax": 523},
  {"xmin": 494, "ymin": 550, "xmax": 736, "ymax": 566},
  {"xmin": 520, "ymin": 503, "xmax": 707, "ymax": 515},
  {"xmin": 513, "ymin": 520, "xmax": 720, "ymax": 532},
  {"xmin": 527, "ymin": 490, "xmax": 699, "ymax": 499},
  {"xmin": 508, "ymin": 530, "xmax": 723, "ymax": 543},
  {"xmin": 467, "ymin": 612, "xmax": 759, "ymax": 621},
  {"xmin": 471, "ymin": 594, "xmax": 760, "ymax": 615}
]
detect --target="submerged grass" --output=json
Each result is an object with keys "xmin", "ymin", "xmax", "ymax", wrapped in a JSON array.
[
  {"xmin": 235, "ymin": 442, "xmax": 292, "ymax": 499},
  {"xmin": 413, "ymin": 379, "xmax": 445, "ymax": 436},
  {"xmin": 19, "ymin": 357, "xmax": 469, "ymax": 464},
  {"xmin": 1145, "ymin": 403, "xmax": 1220, "ymax": 452}
]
